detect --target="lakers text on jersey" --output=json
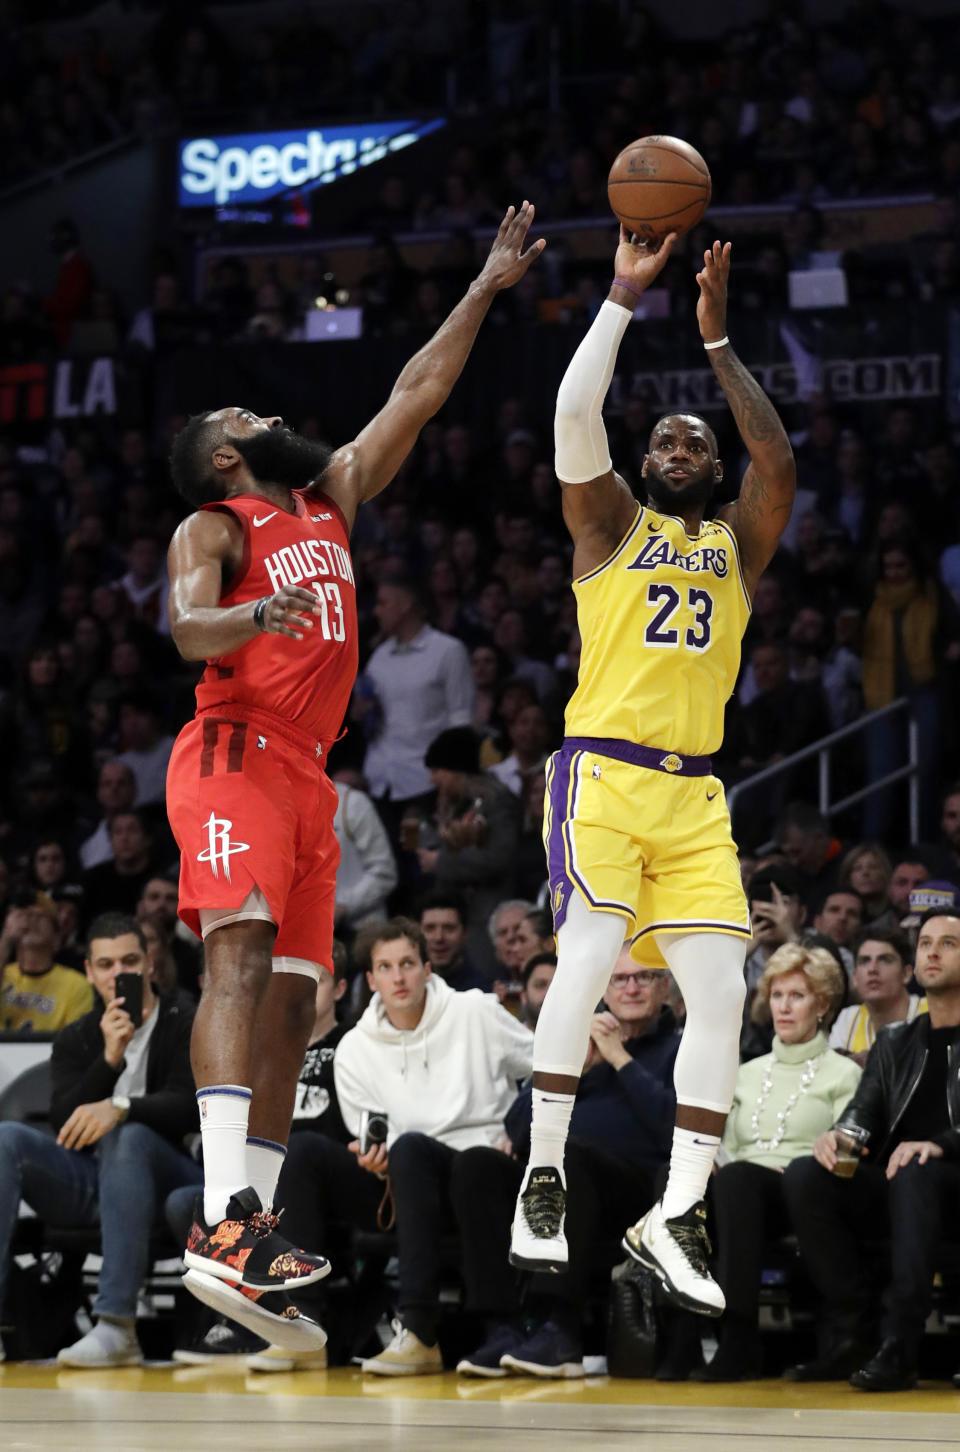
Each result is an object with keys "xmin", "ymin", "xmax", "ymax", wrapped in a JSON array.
[{"xmin": 549, "ymin": 504, "xmax": 752, "ymax": 963}]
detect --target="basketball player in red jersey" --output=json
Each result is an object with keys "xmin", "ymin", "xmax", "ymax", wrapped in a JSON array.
[{"xmin": 164, "ymin": 204, "xmax": 545, "ymax": 1345}]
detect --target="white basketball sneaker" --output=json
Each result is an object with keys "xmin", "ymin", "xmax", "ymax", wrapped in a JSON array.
[
  {"xmin": 509, "ymin": 1165, "xmax": 568, "ymax": 1273},
  {"xmin": 622, "ymin": 1199, "xmax": 724, "ymax": 1317}
]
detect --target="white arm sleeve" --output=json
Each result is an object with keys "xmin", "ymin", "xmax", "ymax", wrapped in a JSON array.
[{"xmin": 554, "ymin": 299, "xmax": 632, "ymax": 484}]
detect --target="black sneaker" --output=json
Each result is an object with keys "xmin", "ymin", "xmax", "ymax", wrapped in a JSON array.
[
  {"xmin": 173, "ymin": 1316, "xmax": 266, "ymax": 1364},
  {"xmin": 849, "ymin": 1337, "xmax": 918, "ymax": 1392},
  {"xmin": 509, "ymin": 1166, "xmax": 568, "ymax": 1272},
  {"xmin": 500, "ymin": 1319, "xmax": 584, "ymax": 1378},
  {"xmin": 182, "ymin": 1268, "xmax": 329, "ymax": 1353},
  {"xmin": 184, "ymin": 1187, "xmax": 330, "ymax": 1290}
]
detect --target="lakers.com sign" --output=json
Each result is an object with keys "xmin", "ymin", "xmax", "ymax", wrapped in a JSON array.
[{"xmin": 178, "ymin": 119, "xmax": 446, "ymax": 208}]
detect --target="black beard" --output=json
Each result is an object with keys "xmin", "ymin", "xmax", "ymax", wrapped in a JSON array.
[
  {"xmin": 644, "ymin": 462, "xmax": 715, "ymax": 515},
  {"xmin": 232, "ymin": 427, "xmax": 332, "ymax": 490}
]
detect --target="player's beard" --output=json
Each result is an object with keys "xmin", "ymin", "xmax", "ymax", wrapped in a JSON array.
[
  {"xmin": 643, "ymin": 462, "xmax": 715, "ymax": 515},
  {"xmin": 231, "ymin": 426, "xmax": 333, "ymax": 490}
]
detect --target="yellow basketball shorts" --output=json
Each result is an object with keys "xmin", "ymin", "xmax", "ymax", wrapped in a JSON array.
[{"xmin": 543, "ymin": 737, "xmax": 751, "ymax": 969}]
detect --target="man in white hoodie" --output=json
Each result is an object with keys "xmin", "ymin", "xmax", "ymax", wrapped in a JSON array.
[{"xmin": 333, "ymin": 916, "xmax": 534, "ymax": 1374}]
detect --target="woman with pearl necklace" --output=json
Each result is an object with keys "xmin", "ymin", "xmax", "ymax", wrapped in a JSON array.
[{"xmin": 690, "ymin": 941, "xmax": 861, "ymax": 1381}]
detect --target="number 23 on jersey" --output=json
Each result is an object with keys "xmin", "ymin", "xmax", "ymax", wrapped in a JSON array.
[{"xmin": 644, "ymin": 583, "xmax": 713, "ymax": 651}]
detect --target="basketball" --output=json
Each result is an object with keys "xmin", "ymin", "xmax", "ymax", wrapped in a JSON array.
[{"xmin": 607, "ymin": 135, "xmax": 711, "ymax": 241}]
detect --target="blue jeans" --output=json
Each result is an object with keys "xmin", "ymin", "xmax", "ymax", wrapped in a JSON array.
[{"xmin": 0, "ymin": 1121, "xmax": 201, "ymax": 1321}]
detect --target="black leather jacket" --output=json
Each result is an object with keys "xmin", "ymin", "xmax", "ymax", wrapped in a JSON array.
[{"xmin": 835, "ymin": 1015, "xmax": 960, "ymax": 1162}]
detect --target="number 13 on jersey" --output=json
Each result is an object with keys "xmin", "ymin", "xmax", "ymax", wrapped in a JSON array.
[{"xmin": 309, "ymin": 580, "xmax": 345, "ymax": 642}]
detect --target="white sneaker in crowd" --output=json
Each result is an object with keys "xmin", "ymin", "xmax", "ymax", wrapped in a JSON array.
[
  {"xmin": 57, "ymin": 1318, "xmax": 143, "ymax": 1367},
  {"xmin": 246, "ymin": 1343, "xmax": 328, "ymax": 1372}
]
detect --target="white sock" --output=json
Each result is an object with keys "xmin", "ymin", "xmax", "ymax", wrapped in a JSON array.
[
  {"xmin": 527, "ymin": 1089, "xmax": 575, "ymax": 1182},
  {"xmin": 246, "ymin": 1136, "xmax": 286, "ymax": 1212},
  {"xmin": 197, "ymin": 1085, "xmax": 252, "ymax": 1224},
  {"xmin": 661, "ymin": 1126, "xmax": 721, "ymax": 1219}
]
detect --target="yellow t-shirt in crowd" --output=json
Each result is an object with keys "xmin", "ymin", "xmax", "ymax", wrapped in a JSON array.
[
  {"xmin": 0, "ymin": 962, "xmax": 94, "ymax": 1034},
  {"xmin": 828, "ymin": 996, "xmax": 928, "ymax": 1055}
]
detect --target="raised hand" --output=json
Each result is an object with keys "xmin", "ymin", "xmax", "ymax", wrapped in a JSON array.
[
  {"xmin": 100, "ymin": 994, "xmax": 136, "ymax": 1069},
  {"xmin": 477, "ymin": 202, "xmax": 546, "ymax": 291},
  {"xmin": 696, "ymin": 239, "xmax": 732, "ymax": 343},
  {"xmin": 613, "ymin": 226, "xmax": 678, "ymax": 294}
]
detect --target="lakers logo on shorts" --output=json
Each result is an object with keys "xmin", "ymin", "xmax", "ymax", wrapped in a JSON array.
[{"xmin": 659, "ymin": 753, "xmax": 683, "ymax": 774}]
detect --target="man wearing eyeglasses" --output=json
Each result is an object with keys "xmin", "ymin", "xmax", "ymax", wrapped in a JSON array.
[{"xmin": 453, "ymin": 944, "xmax": 680, "ymax": 1378}]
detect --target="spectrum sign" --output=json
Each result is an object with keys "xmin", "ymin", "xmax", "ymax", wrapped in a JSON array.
[{"xmin": 178, "ymin": 119, "xmax": 446, "ymax": 208}]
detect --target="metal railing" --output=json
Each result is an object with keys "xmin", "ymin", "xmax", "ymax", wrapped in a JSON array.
[{"xmin": 725, "ymin": 696, "xmax": 919, "ymax": 844}]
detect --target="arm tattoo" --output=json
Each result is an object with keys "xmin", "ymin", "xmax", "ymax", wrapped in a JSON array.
[
  {"xmin": 710, "ymin": 347, "xmax": 784, "ymax": 448},
  {"xmin": 739, "ymin": 463, "xmax": 789, "ymax": 526},
  {"xmin": 708, "ymin": 345, "xmax": 795, "ymax": 574}
]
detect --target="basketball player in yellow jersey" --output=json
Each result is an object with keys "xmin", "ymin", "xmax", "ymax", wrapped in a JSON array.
[{"xmin": 510, "ymin": 229, "xmax": 796, "ymax": 1319}]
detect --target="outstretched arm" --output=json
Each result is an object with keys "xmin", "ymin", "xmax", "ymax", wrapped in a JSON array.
[
  {"xmin": 698, "ymin": 242, "xmax": 796, "ymax": 594},
  {"xmin": 317, "ymin": 203, "xmax": 545, "ymax": 531},
  {"xmin": 557, "ymin": 226, "xmax": 677, "ymax": 578}
]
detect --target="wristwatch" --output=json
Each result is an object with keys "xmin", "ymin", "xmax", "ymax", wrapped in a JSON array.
[{"xmin": 111, "ymin": 1095, "xmax": 131, "ymax": 1121}]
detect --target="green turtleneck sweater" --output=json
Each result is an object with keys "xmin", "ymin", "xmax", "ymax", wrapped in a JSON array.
[{"xmin": 723, "ymin": 1032, "xmax": 862, "ymax": 1171}]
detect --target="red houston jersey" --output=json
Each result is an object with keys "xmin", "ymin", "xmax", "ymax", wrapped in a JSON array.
[{"xmin": 192, "ymin": 489, "xmax": 358, "ymax": 745}]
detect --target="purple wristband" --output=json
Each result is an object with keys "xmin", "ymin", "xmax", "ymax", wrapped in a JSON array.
[{"xmin": 613, "ymin": 276, "xmax": 645, "ymax": 301}]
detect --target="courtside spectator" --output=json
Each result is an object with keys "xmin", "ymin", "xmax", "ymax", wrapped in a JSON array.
[
  {"xmin": 783, "ymin": 909, "xmax": 960, "ymax": 1390},
  {"xmin": 830, "ymin": 928, "xmax": 926, "ymax": 1064},
  {"xmin": 1, "ymin": 899, "xmax": 92, "ymax": 1033},
  {"xmin": 333, "ymin": 918, "xmax": 532, "ymax": 1374},
  {"xmin": 0, "ymin": 913, "xmax": 199, "ymax": 1366}
]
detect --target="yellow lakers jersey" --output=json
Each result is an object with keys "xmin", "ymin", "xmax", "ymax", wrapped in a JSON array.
[{"xmin": 565, "ymin": 504, "xmax": 751, "ymax": 755}]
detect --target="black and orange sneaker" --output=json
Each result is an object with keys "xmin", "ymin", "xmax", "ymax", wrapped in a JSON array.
[
  {"xmin": 182, "ymin": 1268, "xmax": 328, "ymax": 1353},
  {"xmin": 183, "ymin": 1187, "xmax": 331, "ymax": 1291}
]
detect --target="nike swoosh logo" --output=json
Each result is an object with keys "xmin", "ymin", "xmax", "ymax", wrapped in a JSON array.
[
  {"xmin": 648, "ymin": 521, "xmax": 658, "ymax": 531},
  {"xmin": 706, "ymin": 791, "xmax": 718, "ymax": 801},
  {"xmin": 252, "ymin": 512, "xmax": 278, "ymax": 527}
]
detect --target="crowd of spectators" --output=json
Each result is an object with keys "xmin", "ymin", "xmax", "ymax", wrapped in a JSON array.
[
  {"xmin": 2, "ymin": 0, "xmax": 960, "ymax": 1393},
  {"xmin": 6, "ymin": 0, "xmax": 960, "ymax": 354},
  {"xmin": 4, "ymin": 2, "xmax": 960, "ymax": 211}
]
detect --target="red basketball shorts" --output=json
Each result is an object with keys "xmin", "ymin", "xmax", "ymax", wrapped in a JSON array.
[{"xmin": 167, "ymin": 706, "xmax": 339, "ymax": 970}]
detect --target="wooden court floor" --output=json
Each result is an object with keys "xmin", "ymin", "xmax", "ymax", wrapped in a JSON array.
[{"xmin": 1, "ymin": 1362, "xmax": 958, "ymax": 1450}]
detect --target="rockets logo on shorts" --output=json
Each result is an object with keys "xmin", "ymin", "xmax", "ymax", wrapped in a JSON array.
[{"xmin": 197, "ymin": 811, "xmax": 250, "ymax": 882}]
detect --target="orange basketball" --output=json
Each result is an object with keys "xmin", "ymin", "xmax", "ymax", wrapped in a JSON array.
[{"xmin": 607, "ymin": 135, "xmax": 711, "ymax": 241}]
